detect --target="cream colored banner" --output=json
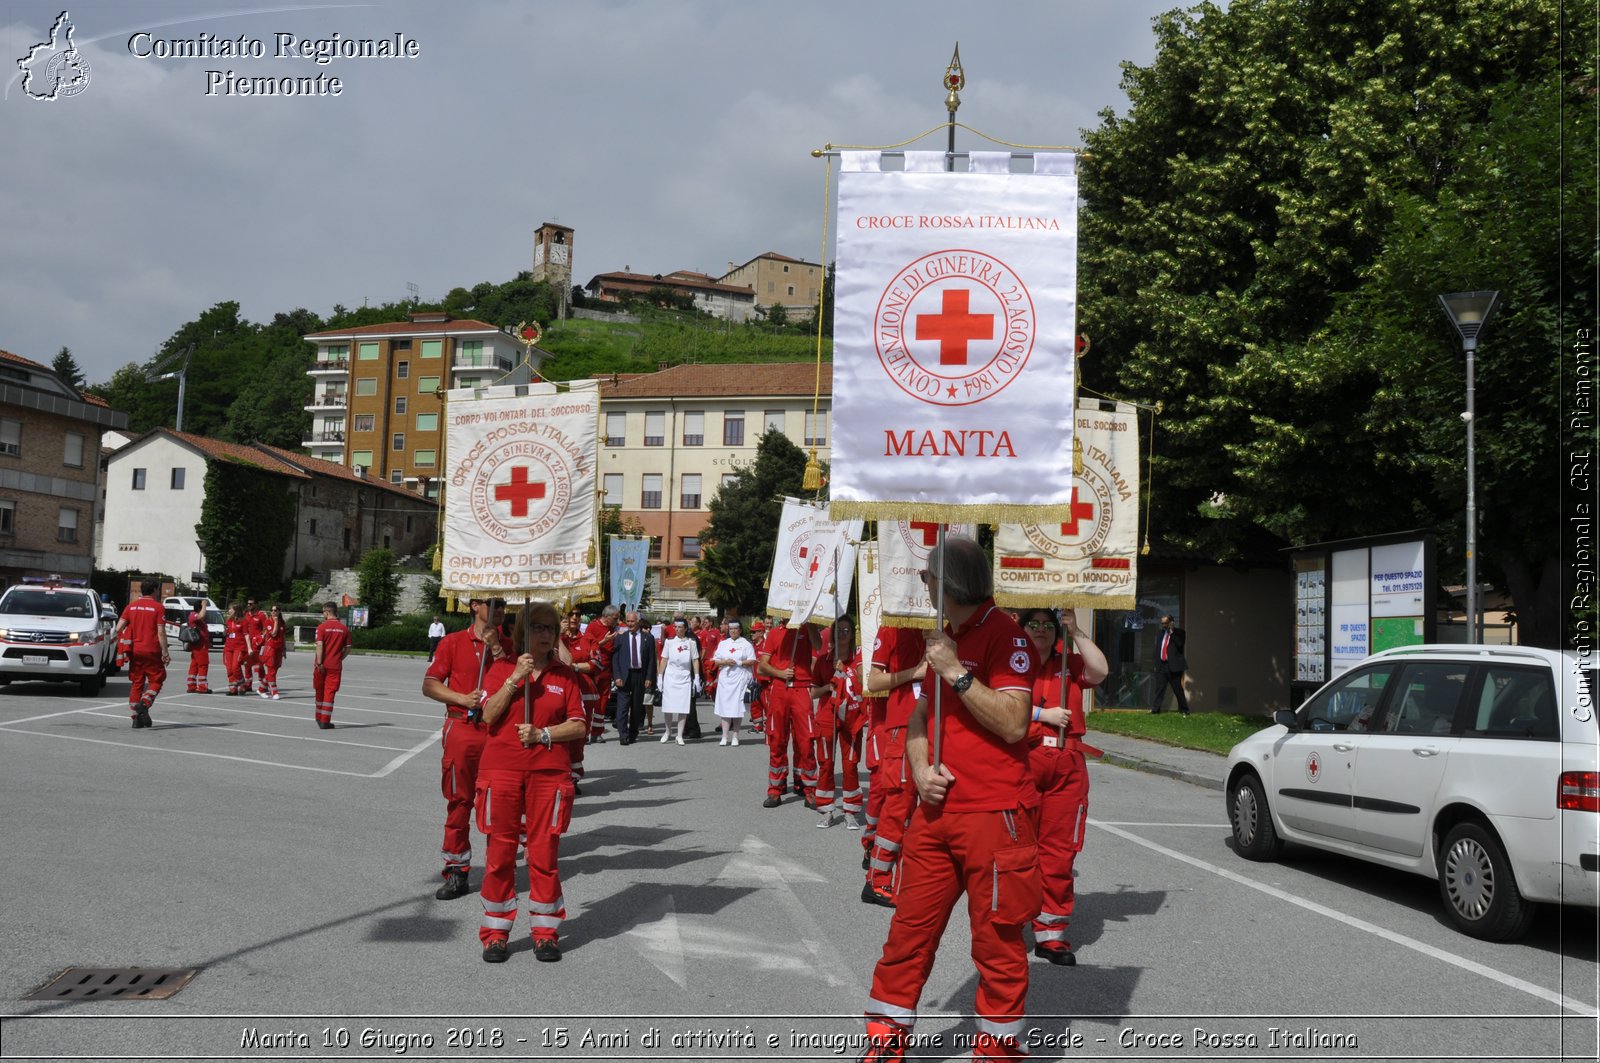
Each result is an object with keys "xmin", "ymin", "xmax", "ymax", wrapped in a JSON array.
[
  {"xmin": 856, "ymin": 541, "xmax": 884, "ymax": 696},
  {"xmin": 442, "ymin": 382, "xmax": 600, "ymax": 602},
  {"xmin": 878, "ymin": 519, "xmax": 977, "ymax": 627},
  {"xmin": 767, "ymin": 498, "xmax": 863, "ymax": 625},
  {"xmin": 994, "ymin": 403, "xmax": 1139, "ymax": 610}
]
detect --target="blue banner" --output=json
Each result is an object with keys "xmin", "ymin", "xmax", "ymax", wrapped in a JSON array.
[{"xmin": 609, "ymin": 536, "xmax": 651, "ymax": 611}]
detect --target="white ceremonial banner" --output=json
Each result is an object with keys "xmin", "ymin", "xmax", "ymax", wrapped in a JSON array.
[
  {"xmin": 878, "ymin": 519, "xmax": 977, "ymax": 627},
  {"xmin": 767, "ymin": 498, "xmax": 862, "ymax": 625},
  {"xmin": 830, "ymin": 150, "xmax": 1079, "ymax": 524},
  {"xmin": 993, "ymin": 403, "xmax": 1140, "ymax": 610},
  {"xmin": 856, "ymin": 541, "xmax": 884, "ymax": 696},
  {"xmin": 442, "ymin": 382, "xmax": 600, "ymax": 602}
]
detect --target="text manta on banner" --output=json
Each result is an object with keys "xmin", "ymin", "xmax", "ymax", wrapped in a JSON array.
[
  {"xmin": 828, "ymin": 150, "xmax": 1080, "ymax": 525},
  {"xmin": 442, "ymin": 382, "xmax": 600, "ymax": 601}
]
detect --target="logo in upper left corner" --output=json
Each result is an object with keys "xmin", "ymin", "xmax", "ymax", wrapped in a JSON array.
[{"xmin": 18, "ymin": 11, "xmax": 91, "ymax": 101}]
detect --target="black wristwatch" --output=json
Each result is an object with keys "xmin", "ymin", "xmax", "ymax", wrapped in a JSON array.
[{"xmin": 952, "ymin": 670, "xmax": 975, "ymax": 694}]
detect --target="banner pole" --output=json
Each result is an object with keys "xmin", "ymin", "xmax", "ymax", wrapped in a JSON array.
[{"xmin": 932, "ymin": 524, "xmax": 946, "ymax": 769}]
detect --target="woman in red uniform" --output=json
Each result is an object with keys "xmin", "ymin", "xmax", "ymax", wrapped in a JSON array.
[
  {"xmin": 474, "ymin": 601, "xmax": 587, "ymax": 964},
  {"xmin": 222, "ymin": 600, "xmax": 249, "ymax": 696},
  {"xmin": 1021, "ymin": 607, "xmax": 1108, "ymax": 966},
  {"xmin": 261, "ymin": 605, "xmax": 287, "ymax": 700}
]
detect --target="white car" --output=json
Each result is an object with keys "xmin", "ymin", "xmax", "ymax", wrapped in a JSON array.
[
  {"xmin": 1225, "ymin": 644, "xmax": 1598, "ymax": 941},
  {"xmin": 0, "ymin": 580, "xmax": 114, "ymax": 695},
  {"xmin": 164, "ymin": 596, "xmax": 225, "ymax": 650}
]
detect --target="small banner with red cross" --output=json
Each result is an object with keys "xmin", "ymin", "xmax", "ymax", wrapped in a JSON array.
[
  {"xmin": 855, "ymin": 540, "xmax": 885, "ymax": 697},
  {"xmin": 767, "ymin": 498, "xmax": 863, "ymax": 626},
  {"xmin": 877, "ymin": 519, "xmax": 978, "ymax": 628},
  {"xmin": 441, "ymin": 381, "xmax": 600, "ymax": 602},
  {"xmin": 828, "ymin": 150, "xmax": 1079, "ymax": 524},
  {"xmin": 993, "ymin": 402, "xmax": 1139, "ymax": 610}
]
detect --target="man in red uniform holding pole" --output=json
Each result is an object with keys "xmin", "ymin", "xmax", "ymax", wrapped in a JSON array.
[
  {"xmin": 858, "ymin": 536, "xmax": 1041, "ymax": 1063},
  {"xmin": 312, "ymin": 602, "xmax": 349, "ymax": 729},
  {"xmin": 422, "ymin": 597, "xmax": 508, "ymax": 900},
  {"xmin": 113, "ymin": 578, "xmax": 169, "ymax": 728}
]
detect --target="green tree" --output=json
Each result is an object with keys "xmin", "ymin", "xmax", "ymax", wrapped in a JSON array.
[
  {"xmin": 195, "ymin": 461, "xmax": 296, "ymax": 602},
  {"xmin": 51, "ymin": 346, "xmax": 85, "ymax": 390},
  {"xmin": 694, "ymin": 429, "xmax": 809, "ymax": 615},
  {"xmin": 1079, "ymin": 0, "xmax": 1576, "ymax": 644},
  {"xmin": 356, "ymin": 547, "xmax": 401, "ymax": 625}
]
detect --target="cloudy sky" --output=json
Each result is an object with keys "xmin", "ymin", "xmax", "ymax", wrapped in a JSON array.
[{"xmin": 2, "ymin": 0, "xmax": 1173, "ymax": 385}]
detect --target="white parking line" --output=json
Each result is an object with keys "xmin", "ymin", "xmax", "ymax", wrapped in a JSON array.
[
  {"xmin": 149, "ymin": 700, "xmax": 438, "ymax": 734},
  {"xmin": 75, "ymin": 711, "xmax": 420, "ymax": 751},
  {"xmin": 370, "ymin": 731, "xmax": 441, "ymax": 778},
  {"xmin": 1091, "ymin": 819, "xmax": 1600, "ymax": 1017},
  {"xmin": 0, "ymin": 727, "xmax": 377, "ymax": 777},
  {"xmin": 0, "ymin": 701, "xmax": 127, "ymax": 726},
  {"xmin": 1097, "ymin": 821, "xmax": 1232, "ymax": 828}
]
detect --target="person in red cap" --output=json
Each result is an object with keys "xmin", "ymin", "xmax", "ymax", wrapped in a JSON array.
[{"xmin": 858, "ymin": 536, "xmax": 1041, "ymax": 1063}]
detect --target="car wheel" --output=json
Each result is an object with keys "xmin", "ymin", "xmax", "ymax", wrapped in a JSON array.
[
  {"xmin": 0, "ymin": 676, "xmax": 10, "ymax": 686},
  {"xmin": 1229, "ymin": 771, "xmax": 1284, "ymax": 861},
  {"xmin": 79, "ymin": 673, "xmax": 105, "ymax": 696},
  {"xmin": 1437, "ymin": 821, "xmax": 1537, "ymax": 941}
]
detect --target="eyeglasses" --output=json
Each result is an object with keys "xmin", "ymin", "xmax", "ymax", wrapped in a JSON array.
[
  {"xmin": 528, "ymin": 623, "xmax": 558, "ymax": 636},
  {"xmin": 1024, "ymin": 620, "xmax": 1054, "ymax": 630}
]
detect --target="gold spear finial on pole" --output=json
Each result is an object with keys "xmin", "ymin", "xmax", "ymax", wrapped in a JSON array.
[{"xmin": 944, "ymin": 43, "xmax": 964, "ymax": 113}]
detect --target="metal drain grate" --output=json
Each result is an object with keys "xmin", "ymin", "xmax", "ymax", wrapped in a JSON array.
[{"xmin": 26, "ymin": 967, "xmax": 199, "ymax": 1001}]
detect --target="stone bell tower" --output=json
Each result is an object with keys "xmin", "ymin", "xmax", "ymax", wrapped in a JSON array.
[{"xmin": 532, "ymin": 222, "xmax": 575, "ymax": 318}]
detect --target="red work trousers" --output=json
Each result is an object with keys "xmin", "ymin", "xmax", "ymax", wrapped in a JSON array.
[
  {"xmin": 867, "ymin": 727, "xmax": 915, "ymax": 892},
  {"xmin": 476, "ymin": 767, "xmax": 574, "ymax": 944},
  {"xmin": 261, "ymin": 641, "xmax": 283, "ymax": 696},
  {"xmin": 440, "ymin": 715, "xmax": 488, "ymax": 873},
  {"xmin": 311, "ymin": 666, "xmax": 340, "ymax": 724},
  {"xmin": 866, "ymin": 804, "xmax": 1041, "ymax": 1044},
  {"xmin": 127, "ymin": 652, "xmax": 166, "ymax": 712},
  {"xmin": 222, "ymin": 646, "xmax": 245, "ymax": 693},
  {"xmin": 1026, "ymin": 742, "xmax": 1090, "ymax": 945},
  {"xmin": 764, "ymin": 683, "xmax": 816, "ymax": 798},
  {"xmin": 186, "ymin": 646, "xmax": 210, "ymax": 692},
  {"xmin": 838, "ymin": 705, "xmax": 866, "ymax": 814}
]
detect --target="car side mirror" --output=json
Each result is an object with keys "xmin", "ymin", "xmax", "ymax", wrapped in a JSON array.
[{"xmin": 1273, "ymin": 709, "xmax": 1300, "ymax": 731}]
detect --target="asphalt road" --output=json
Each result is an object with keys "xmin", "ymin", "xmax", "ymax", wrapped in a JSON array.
[{"xmin": 0, "ymin": 652, "xmax": 1595, "ymax": 1062}]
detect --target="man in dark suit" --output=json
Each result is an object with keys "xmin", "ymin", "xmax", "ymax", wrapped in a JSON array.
[
  {"xmin": 1152, "ymin": 614, "xmax": 1190, "ymax": 716},
  {"xmin": 610, "ymin": 610, "xmax": 657, "ymax": 744}
]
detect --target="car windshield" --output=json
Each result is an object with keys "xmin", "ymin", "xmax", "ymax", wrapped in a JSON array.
[{"xmin": 1, "ymin": 590, "xmax": 96, "ymax": 618}]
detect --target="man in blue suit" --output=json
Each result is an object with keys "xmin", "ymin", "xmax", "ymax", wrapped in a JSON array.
[{"xmin": 611, "ymin": 610, "xmax": 657, "ymax": 744}]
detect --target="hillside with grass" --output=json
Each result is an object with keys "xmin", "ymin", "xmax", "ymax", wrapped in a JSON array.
[{"xmin": 536, "ymin": 309, "xmax": 831, "ymax": 382}]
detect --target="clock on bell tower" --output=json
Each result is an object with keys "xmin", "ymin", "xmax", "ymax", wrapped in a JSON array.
[{"xmin": 531, "ymin": 221, "xmax": 575, "ymax": 316}]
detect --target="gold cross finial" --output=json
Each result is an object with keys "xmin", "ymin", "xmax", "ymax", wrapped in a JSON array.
[{"xmin": 944, "ymin": 43, "xmax": 964, "ymax": 112}]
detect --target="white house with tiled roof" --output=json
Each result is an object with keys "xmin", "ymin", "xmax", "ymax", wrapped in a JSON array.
[
  {"xmin": 595, "ymin": 362, "xmax": 832, "ymax": 600},
  {"xmin": 100, "ymin": 428, "xmax": 437, "ymax": 586},
  {"xmin": 584, "ymin": 269, "xmax": 757, "ymax": 323}
]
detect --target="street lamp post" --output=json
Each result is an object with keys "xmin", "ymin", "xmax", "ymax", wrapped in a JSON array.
[{"xmin": 1438, "ymin": 290, "xmax": 1501, "ymax": 643}]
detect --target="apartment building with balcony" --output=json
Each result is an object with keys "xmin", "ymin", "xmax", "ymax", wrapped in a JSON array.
[
  {"xmin": 304, "ymin": 311, "xmax": 545, "ymax": 496},
  {"xmin": 595, "ymin": 363, "xmax": 832, "ymax": 603}
]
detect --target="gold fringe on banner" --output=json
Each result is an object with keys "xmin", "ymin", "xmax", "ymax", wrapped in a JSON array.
[
  {"xmin": 881, "ymin": 614, "xmax": 939, "ymax": 630},
  {"xmin": 830, "ymin": 501, "xmax": 1073, "ymax": 525},
  {"xmin": 994, "ymin": 591, "xmax": 1137, "ymax": 611}
]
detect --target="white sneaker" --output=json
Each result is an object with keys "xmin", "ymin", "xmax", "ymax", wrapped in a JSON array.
[
  {"xmin": 845, "ymin": 813, "xmax": 862, "ymax": 831},
  {"xmin": 659, "ymin": 732, "xmax": 670, "ymax": 743},
  {"xmin": 816, "ymin": 810, "xmax": 839, "ymax": 829},
  {"xmin": 676, "ymin": 736, "xmax": 684, "ymax": 745},
  {"xmin": 271, "ymin": 693, "xmax": 280, "ymax": 701},
  {"xmin": 258, "ymin": 690, "xmax": 269, "ymax": 699},
  {"xmin": 731, "ymin": 734, "xmax": 739, "ymax": 746},
  {"xmin": 719, "ymin": 736, "xmax": 729, "ymax": 746}
]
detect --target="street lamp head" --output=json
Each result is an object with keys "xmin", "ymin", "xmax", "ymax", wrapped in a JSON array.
[{"xmin": 1438, "ymin": 290, "xmax": 1501, "ymax": 351}]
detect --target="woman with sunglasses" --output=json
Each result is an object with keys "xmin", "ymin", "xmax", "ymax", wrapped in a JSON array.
[
  {"xmin": 473, "ymin": 601, "xmax": 587, "ymax": 965},
  {"xmin": 1019, "ymin": 607, "xmax": 1108, "ymax": 967},
  {"xmin": 260, "ymin": 605, "xmax": 287, "ymax": 700}
]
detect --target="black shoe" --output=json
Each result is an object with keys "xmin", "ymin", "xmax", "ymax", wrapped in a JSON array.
[
  {"xmin": 572, "ymin": 783, "xmax": 582, "ymax": 797},
  {"xmin": 532, "ymin": 938, "xmax": 561, "ymax": 963},
  {"xmin": 803, "ymin": 796, "xmax": 817, "ymax": 811},
  {"xmin": 762, "ymin": 795, "xmax": 781, "ymax": 808},
  {"xmin": 135, "ymin": 710, "xmax": 152, "ymax": 729},
  {"xmin": 130, "ymin": 714, "xmax": 142, "ymax": 729},
  {"xmin": 860, "ymin": 881, "xmax": 895, "ymax": 908},
  {"xmin": 317, "ymin": 720, "xmax": 334, "ymax": 729},
  {"xmin": 862, "ymin": 853, "xmax": 871, "ymax": 871},
  {"xmin": 482, "ymin": 939, "xmax": 508, "ymax": 963},
  {"xmin": 435, "ymin": 870, "xmax": 470, "ymax": 900},
  {"xmin": 225, "ymin": 690, "xmax": 238, "ymax": 696},
  {"xmin": 1034, "ymin": 943, "xmax": 1077, "ymax": 966}
]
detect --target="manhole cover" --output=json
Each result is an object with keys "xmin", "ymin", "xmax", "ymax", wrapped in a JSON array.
[{"xmin": 26, "ymin": 967, "xmax": 198, "ymax": 1001}]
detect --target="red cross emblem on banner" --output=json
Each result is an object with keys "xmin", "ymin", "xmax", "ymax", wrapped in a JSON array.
[
  {"xmin": 493, "ymin": 466, "xmax": 546, "ymax": 517},
  {"xmin": 916, "ymin": 289, "xmax": 994, "ymax": 366},
  {"xmin": 1059, "ymin": 489, "xmax": 1096, "ymax": 537},
  {"xmin": 908, "ymin": 520, "xmax": 942, "ymax": 547}
]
